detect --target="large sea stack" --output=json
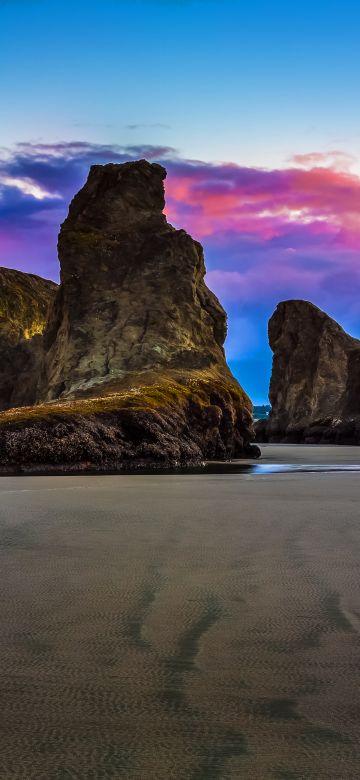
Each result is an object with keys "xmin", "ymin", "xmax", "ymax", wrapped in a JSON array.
[
  {"xmin": 0, "ymin": 160, "xmax": 257, "ymax": 472},
  {"xmin": 258, "ymin": 299, "xmax": 360, "ymax": 443},
  {"xmin": 0, "ymin": 268, "xmax": 57, "ymax": 411}
]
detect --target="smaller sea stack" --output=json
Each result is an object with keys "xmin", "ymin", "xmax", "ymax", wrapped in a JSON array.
[{"xmin": 258, "ymin": 300, "xmax": 360, "ymax": 444}]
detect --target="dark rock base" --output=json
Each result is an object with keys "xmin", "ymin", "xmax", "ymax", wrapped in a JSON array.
[
  {"xmin": 0, "ymin": 379, "xmax": 259, "ymax": 474},
  {"xmin": 255, "ymin": 417, "xmax": 360, "ymax": 445}
]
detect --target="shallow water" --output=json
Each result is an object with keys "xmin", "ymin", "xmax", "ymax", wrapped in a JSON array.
[
  {"xmin": 253, "ymin": 462, "xmax": 360, "ymax": 474},
  {"xmin": 122, "ymin": 461, "xmax": 360, "ymax": 475},
  {"xmin": 0, "ymin": 451, "xmax": 360, "ymax": 778}
]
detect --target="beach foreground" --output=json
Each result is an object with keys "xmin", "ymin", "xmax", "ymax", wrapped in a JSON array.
[{"xmin": 0, "ymin": 446, "xmax": 360, "ymax": 778}]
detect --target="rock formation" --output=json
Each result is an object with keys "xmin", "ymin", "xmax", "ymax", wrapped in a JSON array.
[
  {"xmin": 38, "ymin": 160, "xmax": 233, "ymax": 400},
  {"xmin": 0, "ymin": 161, "xmax": 258, "ymax": 472},
  {"xmin": 0, "ymin": 268, "xmax": 57, "ymax": 411},
  {"xmin": 257, "ymin": 300, "xmax": 360, "ymax": 443}
]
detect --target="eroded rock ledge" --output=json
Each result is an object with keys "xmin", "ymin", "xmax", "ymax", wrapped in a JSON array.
[{"xmin": 0, "ymin": 161, "xmax": 257, "ymax": 472}]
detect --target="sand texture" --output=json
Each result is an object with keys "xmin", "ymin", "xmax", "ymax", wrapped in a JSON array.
[{"xmin": 0, "ymin": 447, "xmax": 359, "ymax": 778}]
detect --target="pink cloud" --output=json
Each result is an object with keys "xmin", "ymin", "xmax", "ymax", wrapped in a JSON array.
[
  {"xmin": 291, "ymin": 150, "xmax": 357, "ymax": 170},
  {"xmin": 1, "ymin": 140, "xmax": 360, "ymax": 341},
  {"xmin": 164, "ymin": 160, "xmax": 360, "ymax": 245},
  {"xmin": 161, "ymin": 151, "xmax": 360, "ymax": 322}
]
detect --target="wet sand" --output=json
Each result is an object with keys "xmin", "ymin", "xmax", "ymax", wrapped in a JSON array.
[
  {"xmin": 254, "ymin": 443, "xmax": 360, "ymax": 465},
  {"xmin": 0, "ymin": 446, "xmax": 360, "ymax": 778}
]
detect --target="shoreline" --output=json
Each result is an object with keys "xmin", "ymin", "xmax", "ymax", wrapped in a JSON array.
[{"xmin": 1, "ymin": 443, "xmax": 360, "ymax": 476}]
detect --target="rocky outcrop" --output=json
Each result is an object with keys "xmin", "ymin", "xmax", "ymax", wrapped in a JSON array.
[
  {"xmin": 37, "ymin": 160, "xmax": 230, "ymax": 399},
  {"xmin": 0, "ymin": 268, "xmax": 57, "ymax": 411},
  {"xmin": 258, "ymin": 300, "xmax": 360, "ymax": 444},
  {"xmin": 0, "ymin": 161, "xmax": 257, "ymax": 472}
]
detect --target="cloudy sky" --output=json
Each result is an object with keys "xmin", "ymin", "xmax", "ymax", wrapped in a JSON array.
[{"xmin": 1, "ymin": 0, "xmax": 359, "ymax": 402}]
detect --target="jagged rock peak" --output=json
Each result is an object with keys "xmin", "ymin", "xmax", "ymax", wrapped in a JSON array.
[{"xmin": 61, "ymin": 159, "xmax": 167, "ymax": 236}]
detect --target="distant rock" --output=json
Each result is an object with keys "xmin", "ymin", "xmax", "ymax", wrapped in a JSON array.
[
  {"xmin": 253, "ymin": 404, "xmax": 271, "ymax": 421},
  {"xmin": 0, "ymin": 161, "xmax": 257, "ymax": 472},
  {"xmin": 257, "ymin": 300, "xmax": 360, "ymax": 444},
  {"xmin": 0, "ymin": 268, "xmax": 57, "ymax": 411}
]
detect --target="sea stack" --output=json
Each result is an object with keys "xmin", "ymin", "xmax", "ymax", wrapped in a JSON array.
[
  {"xmin": 260, "ymin": 299, "xmax": 360, "ymax": 443},
  {"xmin": 0, "ymin": 160, "xmax": 257, "ymax": 472},
  {"xmin": 38, "ymin": 160, "xmax": 234, "ymax": 399}
]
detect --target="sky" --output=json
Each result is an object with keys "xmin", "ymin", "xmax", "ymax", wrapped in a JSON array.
[{"xmin": 1, "ymin": 0, "xmax": 360, "ymax": 403}]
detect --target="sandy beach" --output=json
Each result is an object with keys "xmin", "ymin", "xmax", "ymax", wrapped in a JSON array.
[{"xmin": 0, "ymin": 445, "xmax": 359, "ymax": 778}]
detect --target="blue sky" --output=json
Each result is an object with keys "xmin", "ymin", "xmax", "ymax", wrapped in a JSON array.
[
  {"xmin": 1, "ymin": 0, "xmax": 360, "ymax": 402},
  {"xmin": 2, "ymin": 0, "xmax": 359, "ymax": 168}
]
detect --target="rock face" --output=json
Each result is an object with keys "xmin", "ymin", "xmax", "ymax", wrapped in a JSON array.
[
  {"xmin": 38, "ymin": 160, "xmax": 230, "ymax": 400},
  {"xmin": 259, "ymin": 300, "xmax": 360, "ymax": 443},
  {"xmin": 0, "ymin": 268, "xmax": 57, "ymax": 411},
  {"xmin": 0, "ymin": 161, "xmax": 257, "ymax": 472}
]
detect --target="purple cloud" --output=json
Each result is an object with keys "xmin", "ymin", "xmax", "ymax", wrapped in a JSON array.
[{"xmin": 1, "ymin": 140, "xmax": 360, "ymax": 400}]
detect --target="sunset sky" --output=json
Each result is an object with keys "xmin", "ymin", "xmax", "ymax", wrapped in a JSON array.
[{"xmin": 1, "ymin": 0, "xmax": 359, "ymax": 402}]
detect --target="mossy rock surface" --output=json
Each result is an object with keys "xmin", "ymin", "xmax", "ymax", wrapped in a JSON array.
[
  {"xmin": 0, "ymin": 268, "xmax": 57, "ymax": 412},
  {"xmin": 0, "ymin": 267, "xmax": 57, "ymax": 340},
  {"xmin": 0, "ymin": 374, "xmax": 255, "ymax": 473}
]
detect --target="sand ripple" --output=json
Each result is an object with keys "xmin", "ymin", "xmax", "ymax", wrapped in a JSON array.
[{"xmin": 0, "ymin": 471, "xmax": 359, "ymax": 778}]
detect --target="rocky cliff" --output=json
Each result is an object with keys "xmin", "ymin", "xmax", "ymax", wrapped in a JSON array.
[
  {"xmin": 0, "ymin": 268, "xmax": 57, "ymax": 411},
  {"xmin": 258, "ymin": 300, "xmax": 360, "ymax": 443},
  {"xmin": 0, "ymin": 161, "xmax": 257, "ymax": 472}
]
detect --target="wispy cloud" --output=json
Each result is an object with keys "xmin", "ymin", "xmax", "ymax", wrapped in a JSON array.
[
  {"xmin": 0, "ymin": 174, "xmax": 61, "ymax": 200},
  {"xmin": 290, "ymin": 150, "xmax": 357, "ymax": 171},
  {"xmin": 126, "ymin": 123, "xmax": 171, "ymax": 131}
]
